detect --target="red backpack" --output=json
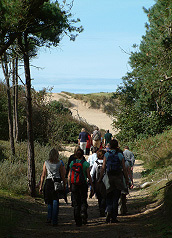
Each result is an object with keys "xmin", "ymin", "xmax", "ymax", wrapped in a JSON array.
[{"xmin": 70, "ymin": 158, "xmax": 86, "ymax": 185}]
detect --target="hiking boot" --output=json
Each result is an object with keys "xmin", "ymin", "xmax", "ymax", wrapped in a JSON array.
[{"xmin": 106, "ymin": 212, "xmax": 111, "ymax": 223}]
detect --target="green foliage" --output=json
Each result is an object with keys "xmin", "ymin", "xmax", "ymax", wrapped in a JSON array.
[
  {"xmin": 0, "ymin": 141, "xmax": 64, "ymax": 194},
  {"xmin": 48, "ymin": 100, "xmax": 71, "ymax": 114},
  {"xmin": 0, "ymin": 84, "xmax": 93, "ymax": 145},
  {"xmin": 133, "ymin": 127, "xmax": 172, "ymax": 170},
  {"xmin": 114, "ymin": 0, "xmax": 172, "ymax": 142}
]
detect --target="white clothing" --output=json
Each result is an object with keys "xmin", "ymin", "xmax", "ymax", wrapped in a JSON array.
[{"xmin": 87, "ymin": 153, "xmax": 98, "ymax": 168}]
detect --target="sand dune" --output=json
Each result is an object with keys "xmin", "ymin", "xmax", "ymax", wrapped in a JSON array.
[{"xmin": 51, "ymin": 92, "xmax": 118, "ymax": 135}]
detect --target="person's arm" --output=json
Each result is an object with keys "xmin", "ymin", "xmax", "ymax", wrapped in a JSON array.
[
  {"xmin": 122, "ymin": 158, "xmax": 129, "ymax": 185},
  {"xmin": 60, "ymin": 163, "xmax": 66, "ymax": 189},
  {"xmin": 68, "ymin": 168, "xmax": 71, "ymax": 190},
  {"xmin": 61, "ymin": 160, "xmax": 66, "ymax": 176},
  {"xmin": 39, "ymin": 162, "xmax": 47, "ymax": 193},
  {"xmin": 131, "ymin": 152, "xmax": 135, "ymax": 167},
  {"xmin": 78, "ymin": 133, "xmax": 81, "ymax": 144}
]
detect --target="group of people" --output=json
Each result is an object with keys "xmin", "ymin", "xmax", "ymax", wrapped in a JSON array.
[
  {"xmin": 39, "ymin": 131, "xmax": 135, "ymax": 227},
  {"xmin": 78, "ymin": 127, "xmax": 113, "ymax": 155}
]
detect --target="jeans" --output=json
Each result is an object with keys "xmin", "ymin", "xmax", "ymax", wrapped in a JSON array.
[
  {"xmin": 47, "ymin": 199, "xmax": 59, "ymax": 225},
  {"xmin": 106, "ymin": 188, "xmax": 121, "ymax": 221}
]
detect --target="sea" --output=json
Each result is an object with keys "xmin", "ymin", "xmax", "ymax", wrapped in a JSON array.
[{"xmin": 33, "ymin": 78, "xmax": 123, "ymax": 94}]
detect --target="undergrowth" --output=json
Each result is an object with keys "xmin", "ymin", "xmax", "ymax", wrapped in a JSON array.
[{"xmin": 0, "ymin": 141, "xmax": 68, "ymax": 194}]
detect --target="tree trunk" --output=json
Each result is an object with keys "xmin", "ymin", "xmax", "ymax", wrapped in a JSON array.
[
  {"xmin": 12, "ymin": 58, "xmax": 16, "ymax": 140},
  {"xmin": 15, "ymin": 57, "xmax": 19, "ymax": 141},
  {"xmin": 23, "ymin": 33, "xmax": 36, "ymax": 197},
  {"xmin": 12, "ymin": 56, "xmax": 19, "ymax": 141},
  {"xmin": 1, "ymin": 54, "xmax": 15, "ymax": 155}
]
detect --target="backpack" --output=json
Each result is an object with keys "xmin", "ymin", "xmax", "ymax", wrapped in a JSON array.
[
  {"xmin": 93, "ymin": 131, "xmax": 101, "ymax": 141},
  {"xmin": 70, "ymin": 158, "xmax": 86, "ymax": 185},
  {"xmin": 106, "ymin": 151, "xmax": 121, "ymax": 176},
  {"xmin": 95, "ymin": 160, "xmax": 103, "ymax": 181}
]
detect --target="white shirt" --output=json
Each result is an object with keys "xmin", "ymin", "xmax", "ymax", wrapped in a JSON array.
[{"xmin": 87, "ymin": 153, "xmax": 98, "ymax": 168}]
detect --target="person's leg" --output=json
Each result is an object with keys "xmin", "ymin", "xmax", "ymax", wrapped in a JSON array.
[
  {"xmin": 52, "ymin": 199, "xmax": 59, "ymax": 225},
  {"xmin": 106, "ymin": 191, "xmax": 113, "ymax": 223},
  {"xmin": 82, "ymin": 142, "xmax": 87, "ymax": 155},
  {"xmin": 86, "ymin": 148, "xmax": 90, "ymax": 155},
  {"xmin": 118, "ymin": 195, "xmax": 123, "ymax": 215},
  {"xmin": 80, "ymin": 183, "xmax": 88, "ymax": 224},
  {"xmin": 47, "ymin": 203, "xmax": 53, "ymax": 222},
  {"xmin": 111, "ymin": 189, "xmax": 121, "ymax": 222},
  {"xmin": 79, "ymin": 142, "xmax": 84, "ymax": 151},
  {"xmin": 121, "ymin": 193, "xmax": 127, "ymax": 214},
  {"xmin": 71, "ymin": 184, "xmax": 82, "ymax": 226}
]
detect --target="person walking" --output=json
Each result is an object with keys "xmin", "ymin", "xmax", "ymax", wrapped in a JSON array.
[
  {"xmin": 90, "ymin": 149, "xmax": 106, "ymax": 217},
  {"xmin": 39, "ymin": 148, "xmax": 66, "ymax": 226},
  {"xmin": 91, "ymin": 127, "xmax": 101, "ymax": 150},
  {"xmin": 68, "ymin": 149, "xmax": 94, "ymax": 227},
  {"xmin": 87, "ymin": 147, "xmax": 99, "ymax": 171},
  {"xmin": 123, "ymin": 146, "xmax": 135, "ymax": 170},
  {"xmin": 118, "ymin": 146, "xmax": 134, "ymax": 215},
  {"xmin": 78, "ymin": 128, "xmax": 88, "ymax": 155},
  {"xmin": 104, "ymin": 130, "xmax": 112, "ymax": 146},
  {"xmin": 86, "ymin": 132, "xmax": 92, "ymax": 155},
  {"xmin": 98, "ymin": 140, "xmax": 129, "ymax": 223}
]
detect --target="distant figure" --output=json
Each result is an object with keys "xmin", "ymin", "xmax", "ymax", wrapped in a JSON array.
[
  {"xmin": 104, "ymin": 130, "xmax": 112, "ymax": 146},
  {"xmin": 91, "ymin": 127, "xmax": 101, "ymax": 150},
  {"xmin": 78, "ymin": 128, "xmax": 88, "ymax": 155},
  {"xmin": 39, "ymin": 148, "xmax": 66, "ymax": 226},
  {"xmin": 86, "ymin": 132, "xmax": 92, "ymax": 155},
  {"xmin": 123, "ymin": 146, "xmax": 135, "ymax": 170}
]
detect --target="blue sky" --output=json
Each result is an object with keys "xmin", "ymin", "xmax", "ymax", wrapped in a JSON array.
[{"xmin": 1, "ymin": 0, "xmax": 156, "ymax": 93}]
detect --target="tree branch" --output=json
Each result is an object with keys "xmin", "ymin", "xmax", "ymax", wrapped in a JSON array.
[{"xmin": 160, "ymin": 75, "xmax": 172, "ymax": 82}]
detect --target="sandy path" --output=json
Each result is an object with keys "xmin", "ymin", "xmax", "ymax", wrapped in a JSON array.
[{"xmin": 50, "ymin": 92, "xmax": 118, "ymax": 135}]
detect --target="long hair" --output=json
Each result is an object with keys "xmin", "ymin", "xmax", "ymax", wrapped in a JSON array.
[
  {"xmin": 97, "ymin": 149, "xmax": 105, "ymax": 159},
  {"xmin": 49, "ymin": 148, "xmax": 59, "ymax": 163}
]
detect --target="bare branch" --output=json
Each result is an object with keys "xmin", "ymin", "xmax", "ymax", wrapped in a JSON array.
[{"xmin": 160, "ymin": 74, "xmax": 172, "ymax": 82}]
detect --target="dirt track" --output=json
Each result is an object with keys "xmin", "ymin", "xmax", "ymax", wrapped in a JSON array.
[{"xmin": 14, "ymin": 154, "xmax": 158, "ymax": 238}]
